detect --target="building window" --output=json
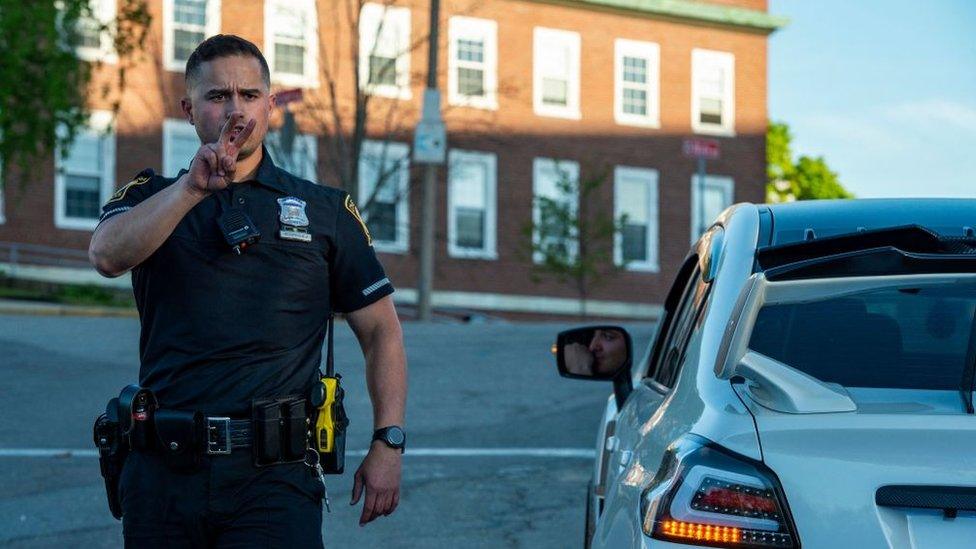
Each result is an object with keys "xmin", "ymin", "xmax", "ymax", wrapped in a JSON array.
[
  {"xmin": 267, "ymin": 131, "xmax": 318, "ymax": 182},
  {"xmin": 76, "ymin": 0, "xmax": 118, "ymax": 63},
  {"xmin": 614, "ymin": 166, "xmax": 659, "ymax": 271},
  {"xmin": 265, "ymin": 0, "xmax": 318, "ymax": 88},
  {"xmin": 448, "ymin": 150, "xmax": 496, "ymax": 259},
  {"xmin": 359, "ymin": 140, "xmax": 410, "ymax": 253},
  {"xmin": 614, "ymin": 39, "xmax": 659, "ymax": 128},
  {"xmin": 359, "ymin": 3, "xmax": 412, "ymax": 100},
  {"xmin": 690, "ymin": 174, "xmax": 734, "ymax": 242},
  {"xmin": 162, "ymin": 119, "xmax": 200, "ymax": 177},
  {"xmin": 164, "ymin": 0, "xmax": 221, "ymax": 72},
  {"xmin": 692, "ymin": 49, "xmax": 735, "ymax": 135},
  {"xmin": 448, "ymin": 17, "xmax": 497, "ymax": 110},
  {"xmin": 55, "ymin": 111, "xmax": 115, "ymax": 231},
  {"xmin": 532, "ymin": 157, "xmax": 579, "ymax": 263},
  {"xmin": 533, "ymin": 27, "xmax": 581, "ymax": 120}
]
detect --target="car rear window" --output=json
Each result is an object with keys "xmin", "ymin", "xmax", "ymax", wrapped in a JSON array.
[{"xmin": 748, "ymin": 282, "xmax": 976, "ymax": 390}]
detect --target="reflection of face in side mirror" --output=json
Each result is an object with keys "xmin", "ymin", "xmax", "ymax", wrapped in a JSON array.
[{"xmin": 556, "ymin": 326, "xmax": 632, "ymax": 380}]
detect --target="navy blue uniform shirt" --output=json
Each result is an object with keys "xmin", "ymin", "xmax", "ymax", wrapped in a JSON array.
[{"xmin": 99, "ymin": 148, "xmax": 393, "ymax": 416}]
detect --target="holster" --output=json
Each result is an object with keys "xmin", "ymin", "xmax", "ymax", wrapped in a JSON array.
[{"xmin": 93, "ymin": 398, "xmax": 127, "ymax": 520}]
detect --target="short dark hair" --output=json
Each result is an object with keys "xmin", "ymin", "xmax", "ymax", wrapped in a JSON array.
[{"xmin": 185, "ymin": 34, "xmax": 271, "ymax": 89}]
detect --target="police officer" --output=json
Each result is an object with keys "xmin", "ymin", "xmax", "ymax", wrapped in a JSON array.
[{"xmin": 89, "ymin": 35, "xmax": 407, "ymax": 547}]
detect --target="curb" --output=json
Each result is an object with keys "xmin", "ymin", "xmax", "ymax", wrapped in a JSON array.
[{"xmin": 0, "ymin": 299, "xmax": 138, "ymax": 318}]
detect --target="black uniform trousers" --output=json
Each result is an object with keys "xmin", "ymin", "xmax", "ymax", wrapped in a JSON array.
[{"xmin": 120, "ymin": 448, "xmax": 325, "ymax": 548}]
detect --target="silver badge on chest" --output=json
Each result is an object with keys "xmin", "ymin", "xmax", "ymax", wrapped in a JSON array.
[{"xmin": 277, "ymin": 197, "xmax": 312, "ymax": 242}]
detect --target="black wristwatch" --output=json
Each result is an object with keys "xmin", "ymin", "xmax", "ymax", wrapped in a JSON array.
[{"xmin": 372, "ymin": 426, "xmax": 406, "ymax": 453}]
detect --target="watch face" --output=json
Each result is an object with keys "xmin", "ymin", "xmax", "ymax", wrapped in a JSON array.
[{"xmin": 386, "ymin": 427, "xmax": 405, "ymax": 446}]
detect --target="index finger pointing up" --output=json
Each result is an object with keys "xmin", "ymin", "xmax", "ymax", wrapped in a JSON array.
[{"xmin": 218, "ymin": 112, "xmax": 245, "ymax": 146}]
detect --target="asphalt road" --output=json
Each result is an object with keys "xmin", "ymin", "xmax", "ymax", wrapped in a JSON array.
[{"xmin": 0, "ymin": 314, "xmax": 656, "ymax": 548}]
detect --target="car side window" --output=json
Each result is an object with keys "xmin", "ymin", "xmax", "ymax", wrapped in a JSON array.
[{"xmin": 653, "ymin": 268, "xmax": 708, "ymax": 388}]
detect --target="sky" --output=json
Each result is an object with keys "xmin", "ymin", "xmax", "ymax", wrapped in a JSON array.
[{"xmin": 768, "ymin": 0, "xmax": 976, "ymax": 198}]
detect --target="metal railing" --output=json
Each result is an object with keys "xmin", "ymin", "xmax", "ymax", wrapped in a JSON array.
[{"xmin": 0, "ymin": 242, "xmax": 92, "ymax": 270}]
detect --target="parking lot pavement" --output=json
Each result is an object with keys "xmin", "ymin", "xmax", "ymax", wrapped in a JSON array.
[{"xmin": 0, "ymin": 315, "xmax": 656, "ymax": 548}]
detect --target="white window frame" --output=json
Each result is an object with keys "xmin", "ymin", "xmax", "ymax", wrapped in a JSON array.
[
  {"xmin": 613, "ymin": 166, "xmax": 659, "ymax": 272},
  {"xmin": 533, "ymin": 27, "xmax": 581, "ymax": 120},
  {"xmin": 76, "ymin": 0, "xmax": 118, "ymax": 64},
  {"xmin": 447, "ymin": 16, "xmax": 498, "ymax": 110},
  {"xmin": 162, "ymin": 118, "xmax": 199, "ymax": 177},
  {"xmin": 54, "ymin": 110, "xmax": 116, "ymax": 231},
  {"xmin": 266, "ymin": 131, "xmax": 318, "ymax": 183},
  {"xmin": 264, "ymin": 0, "xmax": 319, "ymax": 88},
  {"xmin": 532, "ymin": 157, "xmax": 579, "ymax": 264},
  {"xmin": 691, "ymin": 48, "xmax": 735, "ymax": 136},
  {"xmin": 163, "ymin": 0, "xmax": 222, "ymax": 73},
  {"xmin": 690, "ymin": 174, "xmax": 735, "ymax": 243},
  {"xmin": 358, "ymin": 3, "xmax": 412, "ymax": 100},
  {"xmin": 359, "ymin": 140, "xmax": 410, "ymax": 254},
  {"xmin": 447, "ymin": 149, "xmax": 497, "ymax": 260},
  {"xmin": 614, "ymin": 39, "xmax": 660, "ymax": 128}
]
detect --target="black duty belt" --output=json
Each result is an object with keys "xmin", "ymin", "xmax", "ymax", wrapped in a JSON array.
[{"xmin": 204, "ymin": 417, "xmax": 253, "ymax": 455}]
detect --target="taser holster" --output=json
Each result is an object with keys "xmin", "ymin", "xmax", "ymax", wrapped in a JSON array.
[{"xmin": 310, "ymin": 315, "xmax": 348, "ymax": 474}]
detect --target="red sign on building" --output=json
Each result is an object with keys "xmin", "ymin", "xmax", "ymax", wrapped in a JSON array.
[{"xmin": 682, "ymin": 138, "xmax": 721, "ymax": 160}]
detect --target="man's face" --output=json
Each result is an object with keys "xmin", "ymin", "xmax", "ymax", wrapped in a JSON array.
[
  {"xmin": 588, "ymin": 329, "xmax": 627, "ymax": 375},
  {"xmin": 181, "ymin": 55, "xmax": 274, "ymax": 160}
]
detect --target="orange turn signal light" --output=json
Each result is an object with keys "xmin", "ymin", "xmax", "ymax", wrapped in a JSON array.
[{"xmin": 658, "ymin": 520, "xmax": 741, "ymax": 544}]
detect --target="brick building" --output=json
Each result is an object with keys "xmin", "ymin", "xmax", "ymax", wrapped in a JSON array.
[{"xmin": 0, "ymin": 0, "xmax": 785, "ymax": 319}]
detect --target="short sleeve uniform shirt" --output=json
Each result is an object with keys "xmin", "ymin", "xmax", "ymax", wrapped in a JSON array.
[{"xmin": 99, "ymin": 148, "xmax": 393, "ymax": 416}]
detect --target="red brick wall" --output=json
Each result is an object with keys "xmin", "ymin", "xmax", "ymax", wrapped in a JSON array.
[{"xmin": 0, "ymin": 0, "xmax": 770, "ymax": 310}]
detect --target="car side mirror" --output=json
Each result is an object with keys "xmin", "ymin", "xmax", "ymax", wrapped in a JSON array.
[{"xmin": 554, "ymin": 325, "xmax": 633, "ymax": 381}]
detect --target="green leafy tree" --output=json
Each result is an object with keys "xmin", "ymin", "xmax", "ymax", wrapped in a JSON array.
[
  {"xmin": 0, "ymin": 1, "xmax": 151, "ymax": 189},
  {"xmin": 766, "ymin": 121, "xmax": 853, "ymax": 202},
  {"xmin": 524, "ymin": 165, "xmax": 626, "ymax": 319}
]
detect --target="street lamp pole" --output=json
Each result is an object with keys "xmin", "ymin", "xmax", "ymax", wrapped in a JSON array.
[{"xmin": 416, "ymin": 0, "xmax": 443, "ymax": 321}]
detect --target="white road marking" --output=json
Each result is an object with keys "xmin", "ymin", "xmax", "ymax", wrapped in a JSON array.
[{"xmin": 0, "ymin": 447, "xmax": 595, "ymax": 459}]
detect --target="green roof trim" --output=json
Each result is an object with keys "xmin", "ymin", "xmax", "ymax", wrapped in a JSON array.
[{"xmin": 565, "ymin": 0, "xmax": 789, "ymax": 32}]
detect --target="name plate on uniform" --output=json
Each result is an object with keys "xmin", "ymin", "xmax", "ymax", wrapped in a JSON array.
[
  {"xmin": 277, "ymin": 197, "xmax": 312, "ymax": 242},
  {"xmin": 279, "ymin": 227, "xmax": 312, "ymax": 242}
]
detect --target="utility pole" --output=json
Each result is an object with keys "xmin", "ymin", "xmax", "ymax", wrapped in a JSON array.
[{"xmin": 414, "ymin": 0, "xmax": 445, "ymax": 321}]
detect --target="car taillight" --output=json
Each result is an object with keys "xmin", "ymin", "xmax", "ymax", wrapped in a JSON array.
[{"xmin": 641, "ymin": 435, "xmax": 799, "ymax": 548}]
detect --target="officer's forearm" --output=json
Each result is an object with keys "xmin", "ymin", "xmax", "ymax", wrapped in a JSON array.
[
  {"xmin": 349, "ymin": 297, "xmax": 407, "ymax": 429},
  {"xmin": 89, "ymin": 176, "xmax": 207, "ymax": 277}
]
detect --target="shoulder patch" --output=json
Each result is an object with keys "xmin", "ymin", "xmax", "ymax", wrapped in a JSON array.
[
  {"xmin": 344, "ymin": 195, "xmax": 373, "ymax": 246},
  {"xmin": 106, "ymin": 168, "xmax": 154, "ymax": 205}
]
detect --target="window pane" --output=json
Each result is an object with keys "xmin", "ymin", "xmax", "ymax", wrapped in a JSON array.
[
  {"xmin": 457, "ymin": 38, "xmax": 484, "ymax": 63},
  {"xmin": 622, "ymin": 88, "xmax": 647, "ymax": 116},
  {"xmin": 622, "ymin": 223, "xmax": 648, "ymax": 262},
  {"xmin": 77, "ymin": 17, "xmax": 102, "ymax": 48},
  {"xmin": 63, "ymin": 134, "xmax": 101, "ymax": 174},
  {"xmin": 618, "ymin": 178, "xmax": 649, "ymax": 223},
  {"xmin": 274, "ymin": 5, "xmax": 305, "ymax": 40},
  {"xmin": 703, "ymin": 184, "xmax": 728, "ymax": 223},
  {"xmin": 622, "ymin": 56, "xmax": 646, "ymax": 84},
  {"xmin": 698, "ymin": 64, "xmax": 725, "ymax": 96},
  {"xmin": 65, "ymin": 174, "xmax": 101, "ymax": 219},
  {"xmin": 458, "ymin": 67, "xmax": 485, "ymax": 96},
  {"xmin": 368, "ymin": 54, "xmax": 397, "ymax": 85},
  {"xmin": 174, "ymin": 29, "xmax": 205, "ymax": 62},
  {"xmin": 542, "ymin": 78, "xmax": 568, "ymax": 106},
  {"xmin": 174, "ymin": 0, "xmax": 207, "ymax": 26},
  {"xmin": 366, "ymin": 201, "xmax": 397, "ymax": 242},
  {"xmin": 749, "ymin": 284, "xmax": 976, "ymax": 390},
  {"xmin": 275, "ymin": 43, "xmax": 305, "ymax": 75},
  {"xmin": 699, "ymin": 97, "xmax": 723, "ymax": 125},
  {"xmin": 455, "ymin": 207, "xmax": 485, "ymax": 249},
  {"xmin": 168, "ymin": 133, "xmax": 199, "ymax": 174}
]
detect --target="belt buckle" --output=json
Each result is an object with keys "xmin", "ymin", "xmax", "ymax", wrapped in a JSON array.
[{"xmin": 206, "ymin": 417, "xmax": 232, "ymax": 455}]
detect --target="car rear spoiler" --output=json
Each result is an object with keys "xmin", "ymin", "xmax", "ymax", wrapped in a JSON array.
[
  {"xmin": 716, "ymin": 272, "xmax": 976, "ymax": 415},
  {"xmin": 876, "ymin": 485, "xmax": 976, "ymax": 518},
  {"xmin": 756, "ymin": 225, "xmax": 976, "ymax": 281}
]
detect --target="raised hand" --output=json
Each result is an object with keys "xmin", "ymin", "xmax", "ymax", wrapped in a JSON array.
[{"xmin": 185, "ymin": 113, "xmax": 256, "ymax": 195}]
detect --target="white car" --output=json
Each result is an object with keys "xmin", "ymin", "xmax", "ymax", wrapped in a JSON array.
[{"xmin": 556, "ymin": 199, "xmax": 976, "ymax": 549}]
